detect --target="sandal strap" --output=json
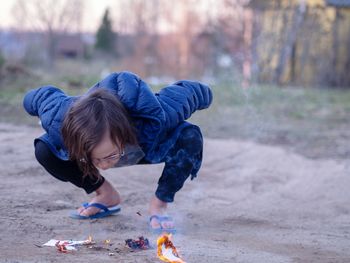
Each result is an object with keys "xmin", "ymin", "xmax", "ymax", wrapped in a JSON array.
[
  {"xmin": 149, "ymin": 215, "xmax": 173, "ymax": 222},
  {"xmin": 83, "ymin": 203, "xmax": 109, "ymax": 212},
  {"xmin": 149, "ymin": 215, "xmax": 161, "ymax": 222}
]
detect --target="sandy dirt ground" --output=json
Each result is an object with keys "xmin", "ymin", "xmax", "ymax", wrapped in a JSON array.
[{"xmin": 0, "ymin": 122, "xmax": 349, "ymax": 263}]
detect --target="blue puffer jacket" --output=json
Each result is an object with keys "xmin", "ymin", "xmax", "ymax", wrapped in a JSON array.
[{"xmin": 23, "ymin": 71, "xmax": 213, "ymax": 170}]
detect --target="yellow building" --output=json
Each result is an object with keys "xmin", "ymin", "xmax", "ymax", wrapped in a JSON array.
[{"xmin": 246, "ymin": 0, "xmax": 350, "ymax": 87}]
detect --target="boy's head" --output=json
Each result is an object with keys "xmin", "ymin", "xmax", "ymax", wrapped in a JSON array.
[{"xmin": 61, "ymin": 88, "xmax": 137, "ymax": 179}]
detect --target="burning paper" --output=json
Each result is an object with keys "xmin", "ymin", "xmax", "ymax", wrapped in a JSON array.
[
  {"xmin": 55, "ymin": 241, "xmax": 69, "ymax": 253},
  {"xmin": 157, "ymin": 234, "xmax": 186, "ymax": 263},
  {"xmin": 43, "ymin": 237, "xmax": 94, "ymax": 252}
]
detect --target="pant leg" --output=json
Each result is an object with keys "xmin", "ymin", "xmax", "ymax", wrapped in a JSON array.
[
  {"xmin": 34, "ymin": 140, "xmax": 104, "ymax": 194},
  {"xmin": 155, "ymin": 126, "xmax": 203, "ymax": 203}
]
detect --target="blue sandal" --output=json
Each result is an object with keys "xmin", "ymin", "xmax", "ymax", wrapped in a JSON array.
[
  {"xmin": 149, "ymin": 215, "xmax": 176, "ymax": 234},
  {"xmin": 70, "ymin": 202, "xmax": 121, "ymax": 219}
]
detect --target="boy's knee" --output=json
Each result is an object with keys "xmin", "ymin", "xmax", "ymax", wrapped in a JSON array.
[
  {"xmin": 34, "ymin": 141, "xmax": 52, "ymax": 166},
  {"xmin": 178, "ymin": 126, "xmax": 203, "ymax": 153}
]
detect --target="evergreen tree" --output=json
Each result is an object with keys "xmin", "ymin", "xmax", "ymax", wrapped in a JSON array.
[{"xmin": 95, "ymin": 8, "xmax": 115, "ymax": 53}]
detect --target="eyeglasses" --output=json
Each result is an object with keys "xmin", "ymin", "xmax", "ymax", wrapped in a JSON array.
[{"xmin": 92, "ymin": 149, "xmax": 125, "ymax": 165}]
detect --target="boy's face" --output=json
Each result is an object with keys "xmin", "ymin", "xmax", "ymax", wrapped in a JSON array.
[{"xmin": 91, "ymin": 132, "xmax": 123, "ymax": 170}]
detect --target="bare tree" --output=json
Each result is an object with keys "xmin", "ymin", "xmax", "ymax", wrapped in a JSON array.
[
  {"xmin": 213, "ymin": 0, "xmax": 250, "ymax": 83},
  {"xmin": 11, "ymin": 0, "xmax": 84, "ymax": 67},
  {"xmin": 114, "ymin": 0, "xmax": 162, "ymax": 35},
  {"xmin": 255, "ymin": 1, "xmax": 289, "ymax": 83},
  {"xmin": 331, "ymin": 8, "xmax": 340, "ymax": 86},
  {"xmin": 113, "ymin": 0, "xmax": 161, "ymax": 76},
  {"xmin": 113, "ymin": 0, "xmax": 203, "ymax": 78},
  {"xmin": 273, "ymin": 0, "xmax": 306, "ymax": 85}
]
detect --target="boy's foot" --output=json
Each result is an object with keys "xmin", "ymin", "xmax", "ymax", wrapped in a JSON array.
[
  {"xmin": 77, "ymin": 180, "xmax": 120, "ymax": 217},
  {"xmin": 149, "ymin": 196, "xmax": 175, "ymax": 231}
]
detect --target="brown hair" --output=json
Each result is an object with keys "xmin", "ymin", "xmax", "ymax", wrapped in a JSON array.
[{"xmin": 61, "ymin": 88, "xmax": 138, "ymax": 180}]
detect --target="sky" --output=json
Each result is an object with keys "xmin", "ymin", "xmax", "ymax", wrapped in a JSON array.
[
  {"xmin": 0, "ymin": 0, "xmax": 115, "ymax": 32},
  {"xmin": 0, "ymin": 0, "xmax": 220, "ymax": 34}
]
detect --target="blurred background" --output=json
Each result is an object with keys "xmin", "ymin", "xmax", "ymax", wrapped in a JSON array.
[{"xmin": 0, "ymin": 0, "xmax": 350, "ymax": 160}]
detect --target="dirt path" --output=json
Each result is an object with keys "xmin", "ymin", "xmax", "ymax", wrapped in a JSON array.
[{"xmin": 0, "ymin": 123, "xmax": 349, "ymax": 263}]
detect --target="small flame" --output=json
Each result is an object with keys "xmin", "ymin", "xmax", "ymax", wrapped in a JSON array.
[
  {"xmin": 84, "ymin": 235, "xmax": 94, "ymax": 245},
  {"xmin": 157, "ymin": 234, "xmax": 186, "ymax": 263},
  {"xmin": 104, "ymin": 239, "xmax": 111, "ymax": 245}
]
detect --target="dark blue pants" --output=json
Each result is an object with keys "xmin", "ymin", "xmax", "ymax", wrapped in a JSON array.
[
  {"xmin": 155, "ymin": 126, "xmax": 203, "ymax": 202},
  {"xmin": 35, "ymin": 126, "xmax": 203, "ymax": 202}
]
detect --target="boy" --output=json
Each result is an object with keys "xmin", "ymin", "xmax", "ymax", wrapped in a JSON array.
[{"xmin": 23, "ymin": 71, "xmax": 212, "ymax": 233}]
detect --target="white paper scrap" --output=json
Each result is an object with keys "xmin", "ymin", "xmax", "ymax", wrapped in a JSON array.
[
  {"xmin": 161, "ymin": 245, "xmax": 186, "ymax": 263},
  {"xmin": 43, "ymin": 239, "xmax": 90, "ymax": 251}
]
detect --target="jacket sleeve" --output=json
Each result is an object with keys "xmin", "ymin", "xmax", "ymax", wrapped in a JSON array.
[
  {"xmin": 23, "ymin": 86, "xmax": 67, "ymax": 132},
  {"xmin": 155, "ymin": 80, "xmax": 213, "ymax": 130}
]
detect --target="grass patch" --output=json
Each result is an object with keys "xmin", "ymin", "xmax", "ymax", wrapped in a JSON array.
[
  {"xmin": 190, "ymin": 83, "xmax": 350, "ymax": 159},
  {"xmin": 1, "ymin": 67, "xmax": 350, "ymax": 160}
]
